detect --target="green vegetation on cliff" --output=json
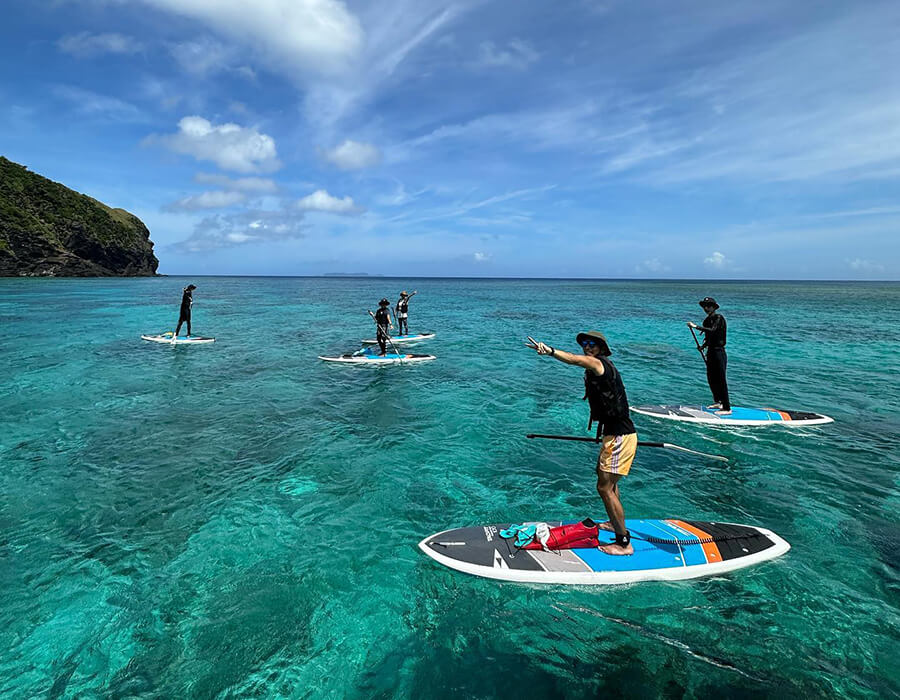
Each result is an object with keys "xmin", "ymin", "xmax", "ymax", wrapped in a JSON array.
[{"xmin": 0, "ymin": 156, "xmax": 159, "ymax": 276}]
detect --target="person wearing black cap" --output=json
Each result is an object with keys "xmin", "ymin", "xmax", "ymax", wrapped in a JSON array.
[
  {"xmin": 369, "ymin": 298, "xmax": 394, "ymax": 356},
  {"xmin": 526, "ymin": 331, "xmax": 637, "ymax": 556},
  {"xmin": 395, "ymin": 290, "xmax": 417, "ymax": 336},
  {"xmin": 688, "ymin": 297, "xmax": 730, "ymax": 415},
  {"xmin": 174, "ymin": 284, "xmax": 197, "ymax": 338}
]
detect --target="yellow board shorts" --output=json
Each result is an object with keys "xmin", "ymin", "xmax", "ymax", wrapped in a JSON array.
[{"xmin": 597, "ymin": 433, "xmax": 637, "ymax": 476}]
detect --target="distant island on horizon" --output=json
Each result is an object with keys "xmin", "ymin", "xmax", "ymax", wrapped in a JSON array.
[{"xmin": 323, "ymin": 272, "xmax": 385, "ymax": 277}]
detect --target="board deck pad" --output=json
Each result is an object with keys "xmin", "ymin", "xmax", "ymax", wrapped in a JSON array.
[
  {"xmin": 631, "ymin": 404, "xmax": 833, "ymax": 426},
  {"xmin": 141, "ymin": 334, "xmax": 215, "ymax": 345},
  {"xmin": 361, "ymin": 332, "xmax": 435, "ymax": 344},
  {"xmin": 419, "ymin": 518, "xmax": 790, "ymax": 584}
]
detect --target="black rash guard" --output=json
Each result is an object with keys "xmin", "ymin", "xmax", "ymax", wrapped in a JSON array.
[
  {"xmin": 179, "ymin": 289, "xmax": 193, "ymax": 318},
  {"xmin": 583, "ymin": 356, "xmax": 636, "ymax": 437},
  {"xmin": 699, "ymin": 313, "xmax": 726, "ymax": 348}
]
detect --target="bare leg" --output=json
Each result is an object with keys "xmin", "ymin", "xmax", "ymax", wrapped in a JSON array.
[
  {"xmin": 596, "ymin": 483, "xmax": 618, "ymax": 530},
  {"xmin": 595, "ymin": 470, "xmax": 633, "ymax": 555}
]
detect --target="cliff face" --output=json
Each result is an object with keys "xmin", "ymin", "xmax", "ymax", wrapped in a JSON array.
[{"xmin": 0, "ymin": 157, "xmax": 159, "ymax": 277}]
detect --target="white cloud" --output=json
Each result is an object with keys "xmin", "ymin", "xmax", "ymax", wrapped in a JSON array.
[
  {"xmin": 323, "ymin": 140, "xmax": 382, "ymax": 169},
  {"xmin": 475, "ymin": 39, "xmax": 539, "ymax": 70},
  {"xmin": 171, "ymin": 209, "xmax": 306, "ymax": 252},
  {"xmin": 301, "ymin": 5, "xmax": 463, "ymax": 129},
  {"xmin": 703, "ymin": 251, "xmax": 729, "ymax": 269},
  {"xmin": 168, "ymin": 37, "xmax": 234, "ymax": 76},
  {"xmin": 140, "ymin": 0, "xmax": 363, "ymax": 75},
  {"xmin": 166, "ymin": 191, "xmax": 247, "ymax": 210},
  {"xmin": 848, "ymin": 258, "xmax": 885, "ymax": 274},
  {"xmin": 642, "ymin": 7, "xmax": 900, "ymax": 183},
  {"xmin": 150, "ymin": 116, "xmax": 281, "ymax": 173},
  {"xmin": 385, "ymin": 184, "xmax": 555, "ymax": 227},
  {"xmin": 51, "ymin": 85, "xmax": 147, "ymax": 123},
  {"xmin": 58, "ymin": 32, "xmax": 143, "ymax": 57},
  {"xmin": 636, "ymin": 257, "xmax": 670, "ymax": 274},
  {"xmin": 194, "ymin": 173, "xmax": 278, "ymax": 193},
  {"xmin": 473, "ymin": 252, "xmax": 491, "ymax": 262},
  {"xmin": 297, "ymin": 189, "xmax": 360, "ymax": 214}
]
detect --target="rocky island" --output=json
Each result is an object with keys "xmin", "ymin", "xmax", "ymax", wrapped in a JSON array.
[{"xmin": 0, "ymin": 157, "xmax": 158, "ymax": 276}]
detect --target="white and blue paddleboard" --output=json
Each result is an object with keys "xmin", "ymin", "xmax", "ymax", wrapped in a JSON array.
[
  {"xmin": 141, "ymin": 333, "xmax": 215, "ymax": 345},
  {"xmin": 631, "ymin": 404, "xmax": 833, "ymax": 426},
  {"xmin": 419, "ymin": 518, "xmax": 790, "ymax": 585},
  {"xmin": 318, "ymin": 348, "xmax": 435, "ymax": 364},
  {"xmin": 361, "ymin": 332, "xmax": 435, "ymax": 345}
]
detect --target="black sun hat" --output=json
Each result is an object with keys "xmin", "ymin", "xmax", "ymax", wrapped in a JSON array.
[
  {"xmin": 698, "ymin": 296, "xmax": 719, "ymax": 309},
  {"xmin": 379, "ymin": 298, "xmax": 390, "ymax": 306},
  {"xmin": 575, "ymin": 330, "xmax": 612, "ymax": 356}
]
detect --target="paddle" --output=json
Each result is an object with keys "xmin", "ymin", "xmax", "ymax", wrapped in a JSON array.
[
  {"xmin": 368, "ymin": 310, "xmax": 404, "ymax": 362},
  {"xmin": 688, "ymin": 325, "xmax": 706, "ymax": 362},
  {"xmin": 525, "ymin": 433, "xmax": 729, "ymax": 462}
]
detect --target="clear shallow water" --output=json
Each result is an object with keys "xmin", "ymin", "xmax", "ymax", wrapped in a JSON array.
[{"xmin": 1, "ymin": 277, "xmax": 898, "ymax": 698}]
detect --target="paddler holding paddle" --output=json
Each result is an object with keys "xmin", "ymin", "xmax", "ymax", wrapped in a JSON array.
[
  {"xmin": 368, "ymin": 298, "xmax": 394, "ymax": 356},
  {"xmin": 526, "ymin": 331, "xmax": 636, "ymax": 555},
  {"xmin": 687, "ymin": 296, "xmax": 731, "ymax": 415},
  {"xmin": 173, "ymin": 283, "xmax": 196, "ymax": 339}
]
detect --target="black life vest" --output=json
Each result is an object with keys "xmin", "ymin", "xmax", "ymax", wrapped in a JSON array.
[
  {"xmin": 397, "ymin": 298, "xmax": 409, "ymax": 314},
  {"xmin": 375, "ymin": 307, "xmax": 390, "ymax": 325},
  {"xmin": 583, "ymin": 357, "xmax": 630, "ymax": 432}
]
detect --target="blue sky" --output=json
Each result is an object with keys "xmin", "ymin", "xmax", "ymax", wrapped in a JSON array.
[{"xmin": 2, "ymin": 0, "xmax": 899, "ymax": 278}]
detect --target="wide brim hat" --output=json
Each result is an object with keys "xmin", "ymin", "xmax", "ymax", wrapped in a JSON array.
[
  {"xmin": 575, "ymin": 330, "xmax": 612, "ymax": 356},
  {"xmin": 400, "ymin": 291, "xmax": 408, "ymax": 296},
  {"xmin": 379, "ymin": 298, "xmax": 390, "ymax": 306},
  {"xmin": 698, "ymin": 296, "xmax": 719, "ymax": 310},
  {"xmin": 186, "ymin": 284, "xmax": 197, "ymax": 290}
]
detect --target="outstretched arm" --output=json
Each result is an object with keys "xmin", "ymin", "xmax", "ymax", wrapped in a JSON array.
[{"xmin": 525, "ymin": 336, "xmax": 605, "ymax": 374}]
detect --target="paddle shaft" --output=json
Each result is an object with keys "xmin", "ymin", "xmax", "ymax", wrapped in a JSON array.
[
  {"xmin": 689, "ymin": 326, "xmax": 707, "ymax": 363},
  {"xmin": 525, "ymin": 433, "xmax": 728, "ymax": 462}
]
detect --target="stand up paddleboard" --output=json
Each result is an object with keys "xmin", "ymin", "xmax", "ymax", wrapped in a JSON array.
[
  {"xmin": 141, "ymin": 333, "xmax": 215, "ymax": 345},
  {"xmin": 318, "ymin": 348, "xmax": 435, "ymax": 364},
  {"xmin": 631, "ymin": 405, "xmax": 833, "ymax": 426},
  {"xmin": 361, "ymin": 332, "xmax": 435, "ymax": 345},
  {"xmin": 420, "ymin": 518, "xmax": 789, "ymax": 585}
]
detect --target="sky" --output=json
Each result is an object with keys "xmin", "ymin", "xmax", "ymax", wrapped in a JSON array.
[{"xmin": 2, "ymin": 0, "xmax": 899, "ymax": 279}]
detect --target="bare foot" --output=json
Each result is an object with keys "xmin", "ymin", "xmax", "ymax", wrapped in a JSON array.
[
  {"xmin": 707, "ymin": 403, "xmax": 722, "ymax": 409},
  {"xmin": 715, "ymin": 409, "xmax": 732, "ymax": 416},
  {"xmin": 596, "ymin": 521, "xmax": 614, "ymax": 532},
  {"xmin": 598, "ymin": 542, "xmax": 634, "ymax": 556}
]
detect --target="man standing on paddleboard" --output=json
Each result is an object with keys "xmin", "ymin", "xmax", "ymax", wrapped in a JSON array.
[
  {"xmin": 174, "ymin": 284, "xmax": 196, "ymax": 338},
  {"xmin": 370, "ymin": 298, "xmax": 394, "ymax": 356},
  {"xmin": 688, "ymin": 297, "xmax": 731, "ymax": 415},
  {"xmin": 526, "ymin": 331, "xmax": 636, "ymax": 556},
  {"xmin": 395, "ymin": 290, "xmax": 417, "ymax": 336}
]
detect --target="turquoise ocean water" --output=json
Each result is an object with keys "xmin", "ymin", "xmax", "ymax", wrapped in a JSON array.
[{"xmin": 1, "ymin": 277, "xmax": 898, "ymax": 698}]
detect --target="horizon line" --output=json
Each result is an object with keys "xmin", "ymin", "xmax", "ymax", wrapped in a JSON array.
[{"xmin": 146, "ymin": 274, "xmax": 900, "ymax": 283}]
